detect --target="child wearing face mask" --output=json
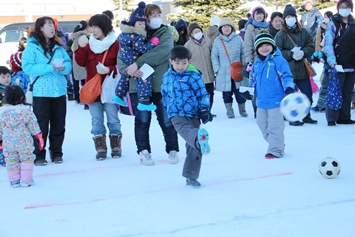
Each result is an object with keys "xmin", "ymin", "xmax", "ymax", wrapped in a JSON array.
[
  {"xmin": 184, "ymin": 23, "xmax": 216, "ymax": 116},
  {"xmin": 113, "ymin": 1, "xmax": 160, "ymax": 111}
]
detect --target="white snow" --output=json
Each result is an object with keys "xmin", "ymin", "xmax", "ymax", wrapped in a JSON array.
[{"xmin": 1, "ymin": 62, "xmax": 355, "ymax": 237}]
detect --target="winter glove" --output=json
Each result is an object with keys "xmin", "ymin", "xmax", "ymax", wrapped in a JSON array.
[
  {"xmin": 35, "ymin": 133, "xmax": 44, "ymax": 151},
  {"xmin": 246, "ymin": 62, "xmax": 253, "ymax": 72},
  {"xmin": 78, "ymin": 35, "xmax": 89, "ymax": 47},
  {"xmin": 285, "ymin": 87, "xmax": 295, "ymax": 95},
  {"xmin": 151, "ymin": 37, "xmax": 160, "ymax": 46},
  {"xmin": 242, "ymin": 91, "xmax": 252, "ymax": 100},
  {"xmin": 96, "ymin": 63, "xmax": 109, "ymax": 75},
  {"xmin": 199, "ymin": 106, "xmax": 213, "ymax": 124},
  {"xmin": 292, "ymin": 50, "xmax": 304, "ymax": 61}
]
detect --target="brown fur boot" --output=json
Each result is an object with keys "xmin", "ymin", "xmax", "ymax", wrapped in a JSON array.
[
  {"xmin": 109, "ymin": 134, "xmax": 122, "ymax": 158},
  {"xmin": 93, "ymin": 135, "xmax": 107, "ymax": 160}
]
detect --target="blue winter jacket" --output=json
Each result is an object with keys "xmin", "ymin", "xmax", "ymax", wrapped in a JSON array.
[
  {"xmin": 22, "ymin": 37, "xmax": 72, "ymax": 97},
  {"xmin": 161, "ymin": 64, "xmax": 210, "ymax": 119},
  {"xmin": 249, "ymin": 48, "xmax": 295, "ymax": 109},
  {"xmin": 11, "ymin": 71, "xmax": 31, "ymax": 93}
]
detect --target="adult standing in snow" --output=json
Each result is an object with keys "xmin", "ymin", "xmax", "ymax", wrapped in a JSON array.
[
  {"xmin": 268, "ymin": 12, "xmax": 284, "ymax": 38},
  {"xmin": 120, "ymin": 4, "xmax": 179, "ymax": 166},
  {"xmin": 205, "ymin": 15, "xmax": 220, "ymax": 45},
  {"xmin": 323, "ymin": 0, "xmax": 355, "ymax": 125},
  {"xmin": 300, "ymin": 0, "xmax": 323, "ymax": 38},
  {"xmin": 75, "ymin": 14, "xmax": 122, "ymax": 160},
  {"xmin": 22, "ymin": 16, "xmax": 72, "ymax": 166}
]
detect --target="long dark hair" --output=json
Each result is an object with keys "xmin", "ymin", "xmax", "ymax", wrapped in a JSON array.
[
  {"xmin": 73, "ymin": 20, "xmax": 88, "ymax": 33},
  {"xmin": 28, "ymin": 16, "xmax": 62, "ymax": 54}
]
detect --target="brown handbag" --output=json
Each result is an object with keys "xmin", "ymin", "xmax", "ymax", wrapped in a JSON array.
[
  {"xmin": 80, "ymin": 51, "xmax": 108, "ymax": 105},
  {"xmin": 285, "ymin": 33, "xmax": 317, "ymax": 78},
  {"xmin": 221, "ymin": 40, "xmax": 243, "ymax": 81}
]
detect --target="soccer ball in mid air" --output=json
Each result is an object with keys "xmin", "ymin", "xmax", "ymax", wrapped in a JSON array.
[
  {"xmin": 319, "ymin": 157, "xmax": 341, "ymax": 179},
  {"xmin": 280, "ymin": 93, "xmax": 310, "ymax": 122}
]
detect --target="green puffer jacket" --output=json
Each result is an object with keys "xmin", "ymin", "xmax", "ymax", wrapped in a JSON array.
[
  {"xmin": 117, "ymin": 25, "xmax": 173, "ymax": 93},
  {"xmin": 275, "ymin": 26, "xmax": 314, "ymax": 80}
]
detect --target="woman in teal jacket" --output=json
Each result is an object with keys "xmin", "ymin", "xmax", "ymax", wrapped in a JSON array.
[{"xmin": 22, "ymin": 16, "xmax": 72, "ymax": 166}]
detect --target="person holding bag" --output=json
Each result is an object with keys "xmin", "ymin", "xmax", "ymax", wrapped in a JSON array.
[
  {"xmin": 211, "ymin": 17, "xmax": 248, "ymax": 119},
  {"xmin": 75, "ymin": 14, "xmax": 122, "ymax": 161},
  {"xmin": 323, "ymin": 0, "xmax": 355, "ymax": 126},
  {"xmin": 22, "ymin": 16, "xmax": 72, "ymax": 166},
  {"xmin": 275, "ymin": 4, "xmax": 317, "ymax": 126}
]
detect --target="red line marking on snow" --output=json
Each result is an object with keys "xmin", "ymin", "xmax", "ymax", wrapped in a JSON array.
[{"xmin": 24, "ymin": 172, "xmax": 292, "ymax": 210}]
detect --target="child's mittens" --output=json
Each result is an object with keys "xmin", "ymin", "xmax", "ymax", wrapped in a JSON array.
[
  {"xmin": 199, "ymin": 106, "xmax": 213, "ymax": 124},
  {"xmin": 151, "ymin": 37, "xmax": 160, "ymax": 46},
  {"xmin": 285, "ymin": 87, "xmax": 295, "ymax": 95},
  {"xmin": 35, "ymin": 133, "xmax": 44, "ymax": 151},
  {"xmin": 78, "ymin": 35, "xmax": 89, "ymax": 47}
]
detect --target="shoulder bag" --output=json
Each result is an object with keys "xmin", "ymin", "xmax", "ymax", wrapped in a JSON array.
[
  {"xmin": 221, "ymin": 40, "xmax": 243, "ymax": 81},
  {"xmin": 285, "ymin": 33, "xmax": 317, "ymax": 78},
  {"xmin": 80, "ymin": 50, "xmax": 108, "ymax": 105}
]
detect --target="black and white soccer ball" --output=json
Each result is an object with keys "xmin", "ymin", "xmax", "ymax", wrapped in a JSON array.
[
  {"xmin": 319, "ymin": 157, "xmax": 341, "ymax": 179},
  {"xmin": 280, "ymin": 92, "xmax": 310, "ymax": 122}
]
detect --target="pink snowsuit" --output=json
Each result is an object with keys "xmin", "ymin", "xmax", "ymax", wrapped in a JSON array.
[{"xmin": 0, "ymin": 104, "xmax": 41, "ymax": 184}]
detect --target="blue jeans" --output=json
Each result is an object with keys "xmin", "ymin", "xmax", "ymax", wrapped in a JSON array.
[
  {"xmin": 89, "ymin": 102, "xmax": 122, "ymax": 136},
  {"xmin": 222, "ymin": 80, "xmax": 246, "ymax": 104},
  {"xmin": 130, "ymin": 92, "xmax": 179, "ymax": 154}
]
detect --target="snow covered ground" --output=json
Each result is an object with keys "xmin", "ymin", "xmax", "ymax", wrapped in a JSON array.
[{"xmin": 1, "ymin": 63, "xmax": 355, "ymax": 237}]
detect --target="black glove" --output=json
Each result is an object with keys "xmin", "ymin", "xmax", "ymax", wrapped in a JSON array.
[
  {"xmin": 285, "ymin": 87, "xmax": 295, "ymax": 95},
  {"xmin": 199, "ymin": 107, "xmax": 213, "ymax": 124},
  {"xmin": 242, "ymin": 91, "xmax": 252, "ymax": 100}
]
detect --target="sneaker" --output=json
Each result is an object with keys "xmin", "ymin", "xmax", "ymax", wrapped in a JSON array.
[
  {"xmin": 328, "ymin": 121, "xmax": 336, "ymax": 126},
  {"xmin": 168, "ymin": 150, "xmax": 179, "ymax": 164},
  {"xmin": 139, "ymin": 149, "xmax": 155, "ymax": 166},
  {"xmin": 311, "ymin": 106, "xmax": 326, "ymax": 112},
  {"xmin": 34, "ymin": 159, "xmax": 48, "ymax": 166},
  {"xmin": 197, "ymin": 128, "xmax": 210, "ymax": 155},
  {"xmin": 186, "ymin": 178, "xmax": 201, "ymax": 188},
  {"xmin": 10, "ymin": 180, "xmax": 21, "ymax": 188},
  {"xmin": 137, "ymin": 103, "xmax": 157, "ymax": 111},
  {"xmin": 265, "ymin": 153, "xmax": 280, "ymax": 159},
  {"xmin": 112, "ymin": 95, "xmax": 128, "ymax": 106},
  {"xmin": 289, "ymin": 121, "xmax": 304, "ymax": 126},
  {"xmin": 52, "ymin": 157, "xmax": 63, "ymax": 164}
]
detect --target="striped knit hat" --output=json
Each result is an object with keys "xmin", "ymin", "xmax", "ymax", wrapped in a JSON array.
[
  {"xmin": 9, "ymin": 52, "xmax": 23, "ymax": 73},
  {"xmin": 254, "ymin": 30, "xmax": 276, "ymax": 54}
]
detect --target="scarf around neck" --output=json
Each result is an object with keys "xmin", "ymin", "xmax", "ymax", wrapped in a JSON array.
[
  {"xmin": 89, "ymin": 32, "xmax": 117, "ymax": 54},
  {"xmin": 252, "ymin": 20, "xmax": 269, "ymax": 29}
]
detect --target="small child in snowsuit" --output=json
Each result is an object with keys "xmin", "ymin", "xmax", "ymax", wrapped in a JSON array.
[
  {"xmin": 0, "ymin": 66, "xmax": 12, "ymax": 167},
  {"xmin": 161, "ymin": 46, "xmax": 213, "ymax": 188},
  {"xmin": 112, "ymin": 1, "xmax": 159, "ymax": 111},
  {"xmin": 243, "ymin": 30, "xmax": 295, "ymax": 159},
  {"xmin": 9, "ymin": 52, "xmax": 31, "ymax": 93},
  {"xmin": 0, "ymin": 85, "xmax": 44, "ymax": 187}
]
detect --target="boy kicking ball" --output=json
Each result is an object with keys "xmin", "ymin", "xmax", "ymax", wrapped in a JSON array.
[{"xmin": 161, "ymin": 46, "xmax": 213, "ymax": 188}]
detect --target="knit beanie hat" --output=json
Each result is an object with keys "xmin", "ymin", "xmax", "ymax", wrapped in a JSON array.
[
  {"xmin": 251, "ymin": 6, "xmax": 266, "ymax": 20},
  {"xmin": 53, "ymin": 18, "xmax": 59, "ymax": 31},
  {"xmin": 337, "ymin": 0, "xmax": 354, "ymax": 10},
  {"xmin": 129, "ymin": 2, "xmax": 147, "ymax": 23},
  {"xmin": 304, "ymin": 0, "xmax": 314, "ymax": 6},
  {"xmin": 254, "ymin": 30, "xmax": 276, "ymax": 54},
  {"xmin": 188, "ymin": 22, "xmax": 203, "ymax": 36},
  {"xmin": 283, "ymin": 5, "xmax": 297, "ymax": 19},
  {"xmin": 210, "ymin": 15, "xmax": 220, "ymax": 26},
  {"xmin": 10, "ymin": 52, "xmax": 23, "ymax": 73},
  {"xmin": 219, "ymin": 17, "xmax": 235, "ymax": 33}
]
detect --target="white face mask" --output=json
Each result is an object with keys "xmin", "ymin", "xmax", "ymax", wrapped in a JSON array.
[
  {"xmin": 149, "ymin": 18, "xmax": 162, "ymax": 29},
  {"xmin": 324, "ymin": 18, "xmax": 330, "ymax": 24},
  {"xmin": 339, "ymin": 9, "xmax": 351, "ymax": 17},
  {"xmin": 193, "ymin": 32, "xmax": 203, "ymax": 40},
  {"xmin": 286, "ymin": 17, "xmax": 297, "ymax": 27}
]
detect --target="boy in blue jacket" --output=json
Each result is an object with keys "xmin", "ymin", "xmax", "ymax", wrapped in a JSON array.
[
  {"xmin": 161, "ymin": 46, "xmax": 213, "ymax": 188},
  {"xmin": 244, "ymin": 30, "xmax": 295, "ymax": 159}
]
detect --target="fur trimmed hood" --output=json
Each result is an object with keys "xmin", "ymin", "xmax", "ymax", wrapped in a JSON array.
[{"xmin": 120, "ymin": 22, "xmax": 147, "ymax": 37}]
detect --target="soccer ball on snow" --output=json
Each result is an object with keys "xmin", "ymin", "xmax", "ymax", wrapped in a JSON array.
[
  {"xmin": 319, "ymin": 157, "xmax": 341, "ymax": 179},
  {"xmin": 280, "ymin": 93, "xmax": 310, "ymax": 122}
]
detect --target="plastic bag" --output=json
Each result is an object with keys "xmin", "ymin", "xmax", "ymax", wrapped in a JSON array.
[{"xmin": 101, "ymin": 71, "xmax": 118, "ymax": 104}]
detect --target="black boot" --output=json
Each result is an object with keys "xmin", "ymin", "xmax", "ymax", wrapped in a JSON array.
[
  {"xmin": 303, "ymin": 113, "xmax": 318, "ymax": 124},
  {"xmin": 289, "ymin": 121, "xmax": 304, "ymax": 126}
]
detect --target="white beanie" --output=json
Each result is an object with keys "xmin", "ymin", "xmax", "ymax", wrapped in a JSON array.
[{"xmin": 210, "ymin": 15, "xmax": 220, "ymax": 26}]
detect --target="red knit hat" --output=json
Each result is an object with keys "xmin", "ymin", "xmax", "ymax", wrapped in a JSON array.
[
  {"xmin": 53, "ymin": 18, "xmax": 59, "ymax": 31},
  {"xmin": 10, "ymin": 52, "xmax": 23, "ymax": 73}
]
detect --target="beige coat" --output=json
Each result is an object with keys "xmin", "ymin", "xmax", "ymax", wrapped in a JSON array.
[
  {"xmin": 204, "ymin": 26, "xmax": 219, "ymax": 45},
  {"xmin": 244, "ymin": 24, "xmax": 262, "ymax": 64},
  {"xmin": 70, "ymin": 30, "xmax": 87, "ymax": 81},
  {"xmin": 184, "ymin": 37, "xmax": 215, "ymax": 84},
  {"xmin": 315, "ymin": 22, "xmax": 327, "ymax": 52}
]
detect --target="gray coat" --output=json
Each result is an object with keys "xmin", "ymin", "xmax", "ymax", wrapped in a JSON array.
[
  {"xmin": 70, "ymin": 31, "xmax": 87, "ymax": 81},
  {"xmin": 184, "ymin": 37, "xmax": 215, "ymax": 84},
  {"xmin": 211, "ymin": 32, "xmax": 246, "ymax": 91}
]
